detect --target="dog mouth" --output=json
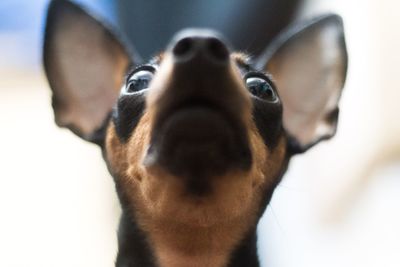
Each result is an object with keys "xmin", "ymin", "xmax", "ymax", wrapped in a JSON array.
[{"xmin": 144, "ymin": 99, "xmax": 252, "ymax": 182}]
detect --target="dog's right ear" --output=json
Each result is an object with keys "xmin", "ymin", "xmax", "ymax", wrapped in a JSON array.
[
  {"xmin": 256, "ymin": 15, "xmax": 347, "ymax": 153},
  {"xmin": 43, "ymin": 0, "xmax": 136, "ymax": 143}
]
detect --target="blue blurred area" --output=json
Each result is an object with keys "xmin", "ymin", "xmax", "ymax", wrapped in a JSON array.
[
  {"xmin": 0, "ymin": 1, "xmax": 47, "ymax": 30},
  {"xmin": 0, "ymin": 0, "xmax": 116, "ymax": 72},
  {"xmin": 117, "ymin": 0, "xmax": 301, "ymax": 59}
]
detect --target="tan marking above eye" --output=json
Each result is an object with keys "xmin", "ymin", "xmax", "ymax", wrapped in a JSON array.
[{"xmin": 231, "ymin": 52, "xmax": 250, "ymax": 66}]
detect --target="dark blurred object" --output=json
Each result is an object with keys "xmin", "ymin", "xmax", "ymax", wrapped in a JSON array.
[{"xmin": 117, "ymin": 0, "xmax": 303, "ymax": 59}]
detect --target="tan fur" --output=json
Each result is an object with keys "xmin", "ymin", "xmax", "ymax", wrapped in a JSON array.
[
  {"xmin": 106, "ymin": 119, "xmax": 286, "ymax": 267},
  {"xmin": 231, "ymin": 52, "xmax": 251, "ymax": 66},
  {"xmin": 105, "ymin": 53, "xmax": 287, "ymax": 267}
]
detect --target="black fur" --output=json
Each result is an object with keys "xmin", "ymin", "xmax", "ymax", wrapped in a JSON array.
[
  {"xmin": 251, "ymin": 97, "xmax": 283, "ymax": 151},
  {"xmin": 116, "ymin": 212, "xmax": 157, "ymax": 267},
  {"xmin": 227, "ymin": 230, "xmax": 260, "ymax": 267},
  {"xmin": 112, "ymin": 91, "xmax": 147, "ymax": 142}
]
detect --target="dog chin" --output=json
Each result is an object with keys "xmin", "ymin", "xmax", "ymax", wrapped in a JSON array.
[{"xmin": 144, "ymin": 106, "xmax": 252, "ymax": 181}]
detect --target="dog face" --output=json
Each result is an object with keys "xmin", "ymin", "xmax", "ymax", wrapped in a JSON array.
[
  {"xmin": 105, "ymin": 48, "xmax": 287, "ymax": 227},
  {"xmin": 43, "ymin": 0, "xmax": 347, "ymax": 260}
]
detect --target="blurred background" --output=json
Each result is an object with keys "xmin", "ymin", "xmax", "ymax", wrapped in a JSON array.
[{"xmin": 0, "ymin": 0, "xmax": 399, "ymax": 266}]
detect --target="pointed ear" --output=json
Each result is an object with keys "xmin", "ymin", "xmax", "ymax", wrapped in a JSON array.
[
  {"xmin": 43, "ymin": 0, "xmax": 137, "ymax": 143},
  {"xmin": 257, "ymin": 14, "xmax": 347, "ymax": 153}
]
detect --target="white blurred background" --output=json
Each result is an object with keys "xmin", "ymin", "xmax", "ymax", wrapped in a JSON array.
[{"xmin": 0, "ymin": 0, "xmax": 399, "ymax": 266}]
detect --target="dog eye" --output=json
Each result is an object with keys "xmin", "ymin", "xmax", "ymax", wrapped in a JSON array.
[
  {"xmin": 126, "ymin": 70, "xmax": 154, "ymax": 93},
  {"xmin": 246, "ymin": 77, "xmax": 278, "ymax": 103}
]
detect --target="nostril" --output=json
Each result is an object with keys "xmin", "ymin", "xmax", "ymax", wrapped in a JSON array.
[
  {"xmin": 173, "ymin": 37, "xmax": 193, "ymax": 58},
  {"xmin": 206, "ymin": 38, "xmax": 229, "ymax": 62}
]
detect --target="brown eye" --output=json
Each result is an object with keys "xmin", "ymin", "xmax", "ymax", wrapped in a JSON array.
[
  {"xmin": 126, "ymin": 70, "xmax": 154, "ymax": 93},
  {"xmin": 246, "ymin": 77, "xmax": 278, "ymax": 103}
]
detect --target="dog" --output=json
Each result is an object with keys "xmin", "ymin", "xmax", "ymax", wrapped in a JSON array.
[{"xmin": 43, "ymin": 0, "xmax": 347, "ymax": 266}]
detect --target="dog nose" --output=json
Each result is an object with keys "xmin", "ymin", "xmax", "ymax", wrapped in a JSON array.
[{"xmin": 170, "ymin": 29, "xmax": 230, "ymax": 63}]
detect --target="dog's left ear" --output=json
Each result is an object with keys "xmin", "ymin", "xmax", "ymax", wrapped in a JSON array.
[
  {"xmin": 257, "ymin": 14, "xmax": 347, "ymax": 153},
  {"xmin": 43, "ymin": 0, "xmax": 135, "ymax": 143}
]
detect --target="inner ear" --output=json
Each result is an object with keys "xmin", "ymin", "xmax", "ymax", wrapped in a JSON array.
[
  {"xmin": 43, "ymin": 0, "xmax": 137, "ymax": 144},
  {"xmin": 257, "ymin": 14, "xmax": 348, "ymax": 153}
]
